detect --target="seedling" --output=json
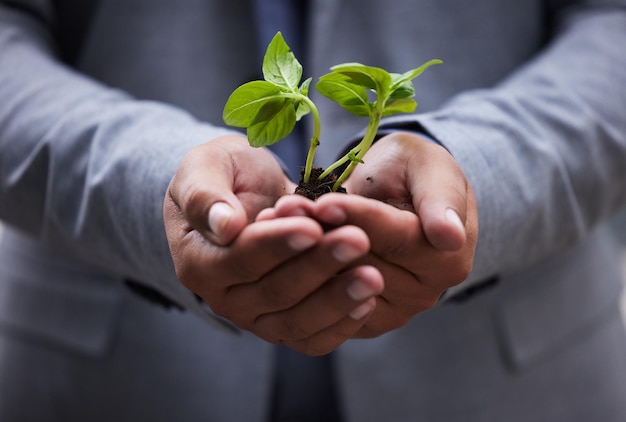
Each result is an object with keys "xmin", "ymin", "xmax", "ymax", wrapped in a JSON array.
[{"xmin": 223, "ymin": 32, "xmax": 441, "ymax": 199}]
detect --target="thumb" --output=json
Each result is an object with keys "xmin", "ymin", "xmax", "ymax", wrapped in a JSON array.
[
  {"xmin": 168, "ymin": 139, "xmax": 249, "ymax": 246},
  {"xmin": 207, "ymin": 200, "xmax": 247, "ymax": 245},
  {"xmin": 417, "ymin": 200, "xmax": 467, "ymax": 251},
  {"xmin": 408, "ymin": 145, "xmax": 471, "ymax": 251}
]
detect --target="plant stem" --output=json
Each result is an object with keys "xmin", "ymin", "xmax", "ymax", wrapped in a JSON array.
[
  {"xmin": 327, "ymin": 107, "xmax": 382, "ymax": 191},
  {"xmin": 283, "ymin": 93, "xmax": 321, "ymax": 183},
  {"xmin": 318, "ymin": 145, "xmax": 358, "ymax": 178},
  {"xmin": 303, "ymin": 97, "xmax": 321, "ymax": 183}
]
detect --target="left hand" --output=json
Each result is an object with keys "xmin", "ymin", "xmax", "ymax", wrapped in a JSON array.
[
  {"xmin": 345, "ymin": 131, "xmax": 476, "ymax": 252},
  {"xmin": 259, "ymin": 131, "xmax": 478, "ymax": 337},
  {"xmin": 164, "ymin": 137, "xmax": 384, "ymax": 355}
]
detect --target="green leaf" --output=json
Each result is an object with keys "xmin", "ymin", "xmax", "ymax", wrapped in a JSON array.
[
  {"xmin": 328, "ymin": 63, "xmax": 392, "ymax": 97},
  {"xmin": 223, "ymin": 80, "xmax": 284, "ymax": 127},
  {"xmin": 247, "ymin": 101, "xmax": 297, "ymax": 147},
  {"xmin": 299, "ymin": 77, "xmax": 312, "ymax": 96},
  {"xmin": 391, "ymin": 59, "xmax": 443, "ymax": 89},
  {"xmin": 295, "ymin": 77, "xmax": 312, "ymax": 121},
  {"xmin": 382, "ymin": 98, "xmax": 417, "ymax": 116},
  {"xmin": 295, "ymin": 101, "xmax": 311, "ymax": 121},
  {"xmin": 389, "ymin": 76, "xmax": 415, "ymax": 99},
  {"xmin": 262, "ymin": 32, "xmax": 302, "ymax": 91},
  {"xmin": 316, "ymin": 72, "xmax": 371, "ymax": 117},
  {"xmin": 348, "ymin": 152, "xmax": 365, "ymax": 164},
  {"xmin": 250, "ymin": 98, "xmax": 290, "ymax": 125}
]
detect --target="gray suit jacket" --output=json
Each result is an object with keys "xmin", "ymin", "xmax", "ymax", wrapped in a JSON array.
[{"xmin": 1, "ymin": 0, "xmax": 626, "ymax": 421}]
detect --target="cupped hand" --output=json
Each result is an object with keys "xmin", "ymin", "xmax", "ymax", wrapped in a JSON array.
[
  {"xmin": 263, "ymin": 131, "xmax": 478, "ymax": 337},
  {"xmin": 314, "ymin": 193, "xmax": 476, "ymax": 337},
  {"xmin": 343, "ymin": 132, "xmax": 477, "ymax": 335},
  {"xmin": 345, "ymin": 131, "xmax": 476, "ymax": 252},
  {"xmin": 164, "ymin": 135, "xmax": 294, "ymax": 246},
  {"xmin": 164, "ymin": 135, "xmax": 383, "ymax": 355}
]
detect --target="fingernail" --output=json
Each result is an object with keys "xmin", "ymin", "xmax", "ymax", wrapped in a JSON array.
[
  {"xmin": 332, "ymin": 243, "xmax": 362, "ymax": 263},
  {"xmin": 445, "ymin": 208, "xmax": 465, "ymax": 234},
  {"xmin": 288, "ymin": 234, "xmax": 318, "ymax": 251},
  {"xmin": 349, "ymin": 298, "xmax": 375, "ymax": 320},
  {"xmin": 290, "ymin": 209, "xmax": 308, "ymax": 217},
  {"xmin": 318, "ymin": 205, "xmax": 346, "ymax": 225},
  {"xmin": 347, "ymin": 279, "xmax": 377, "ymax": 302},
  {"xmin": 208, "ymin": 202, "xmax": 234, "ymax": 236}
]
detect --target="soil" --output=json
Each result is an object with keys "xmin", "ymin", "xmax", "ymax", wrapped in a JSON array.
[{"xmin": 294, "ymin": 167, "xmax": 347, "ymax": 200}]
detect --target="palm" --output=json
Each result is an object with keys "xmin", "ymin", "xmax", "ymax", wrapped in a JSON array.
[{"xmin": 344, "ymin": 133, "xmax": 418, "ymax": 212}]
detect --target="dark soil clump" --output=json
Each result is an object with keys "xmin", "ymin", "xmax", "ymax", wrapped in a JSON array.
[{"xmin": 294, "ymin": 167, "xmax": 347, "ymax": 200}]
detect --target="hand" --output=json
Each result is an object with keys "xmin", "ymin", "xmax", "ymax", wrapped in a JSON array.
[
  {"xmin": 263, "ymin": 131, "xmax": 478, "ymax": 337},
  {"xmin": 345, "ymin": 131, "xmax": 476, "ymax": 252},
  {"xmin": 164, "ymin": 134, "xmax": 294, "ymax": 246},
  {"xmin": 344, "ymin": 131, "xmax": 478, "ymax": 335},
  {"xmin": 164, "ymin": 135, "xmax": 383, "ymax": 355}
]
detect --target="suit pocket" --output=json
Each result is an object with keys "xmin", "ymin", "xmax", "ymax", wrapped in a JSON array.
[
  {"xmin": 0, "ymin": 230, "xmax": 123, "ymax": 358},
  {"xmin": 0, "ymin": 276, "xmax": 122, "ymax": 358},
  {"xmin": 494, "ymin": 231, "xmax": 624, "ymax": 370}
]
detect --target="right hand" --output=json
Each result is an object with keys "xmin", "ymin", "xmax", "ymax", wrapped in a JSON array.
[
  {"xmin": 163, "ymin": 135, "xmax": 383, "ymax": 355},
  {"xmin": 258, "ymin": 132, "xmax": 477, "ymax": 338}
]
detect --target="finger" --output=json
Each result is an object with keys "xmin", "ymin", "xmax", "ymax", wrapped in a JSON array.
[
  {"xmin": 255, "ymin": 195, "xmax": 315, "ymax": 222},
  {"xmin": 352, "ymin": 254, "xmax": 443, "ymax": 338},
  {"xmin": 255, "ymin": 206, "xmax": 278, "ymax": 222},
  {"xmin": 280, "ymin": 300, "xmax": 376, "ymax": 356},
  {"xmin": 314, "ymin": 194, "xmax": 474, "ymax": 286},
  {"xmin": 406, "ymin": 142, "xmax": 470, "ymax": 251},
  {"xmin": 252, "ymin": 265, "xmax": 383, "ymax": 351},
  {"xmin": 272, "ymin": 194, "xmax": 317, "ymax": 217},
  {"xmin": 207, "ymin": 201, "xmax": 246, "ymax": 245},
  {"xmin": 168, "ymin": 136, "xmax": 289, "ymax": 245},
  {"xmin": 177, "ymin": 216, "xmax": 323, "ymax": 309},
  {"xmin": 345, "ymin": 132, "xmax": 472, "ymax": 251},
  {"xmin": 223, "ymin": 225, "xmax": 370, "ymax": 325},
  {"xmin": 314, "ymin": 193, "xmax": 424, "ymax": 263},
  {"xmin": 167, "ymin": 138, "xmax": 248, "ymax": 245}
]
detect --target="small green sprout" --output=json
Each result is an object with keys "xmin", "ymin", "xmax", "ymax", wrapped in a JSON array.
[{"xmin": 223, "ymin": 32, "xmax": 441, "ymax": 194}]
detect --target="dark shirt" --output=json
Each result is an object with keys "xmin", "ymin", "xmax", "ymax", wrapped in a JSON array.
[
  {"xmin": 252, "ymin": 4, "xmax": 343, "ymax": 422},
  {"xmin": 251, "ymin": 0, "xmax": 308, "ymax": 181}
]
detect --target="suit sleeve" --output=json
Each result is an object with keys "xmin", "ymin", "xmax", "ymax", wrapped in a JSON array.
[
  {"xmin": 382, "ymin": 3, "xmax": 626, "ymax": 294},
  {"xmin": 0, "ymin": 4, "xmax": 238, "ymax": 328}
]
